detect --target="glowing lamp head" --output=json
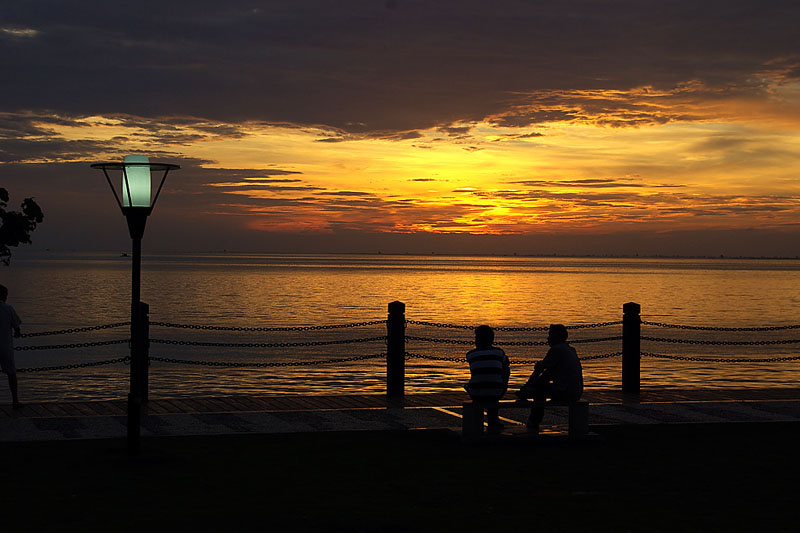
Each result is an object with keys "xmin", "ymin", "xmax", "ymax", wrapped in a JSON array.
[{"xmin": 122, "ymin": 154, "xmax": 151, "ymax": 207}]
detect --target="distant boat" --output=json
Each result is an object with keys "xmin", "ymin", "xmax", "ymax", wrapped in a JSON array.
[{"xmin": 121, "ymin": 253, "xmax": 129, "ymax": 257}]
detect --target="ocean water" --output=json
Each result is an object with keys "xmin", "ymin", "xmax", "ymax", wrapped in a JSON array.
[{"xmin": 2, "ymin": 252, "xmax": 800, "ymax": 402}]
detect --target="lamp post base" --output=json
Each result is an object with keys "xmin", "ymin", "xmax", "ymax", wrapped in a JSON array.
[{"xmin": 127, "ymin": 393, "xmax": 141, "ymax": 455}]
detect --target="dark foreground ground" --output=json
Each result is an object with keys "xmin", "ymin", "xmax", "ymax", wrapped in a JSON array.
[{"xmin": 3, "ymin": 423, "xmax": 798, "ymax": 532}]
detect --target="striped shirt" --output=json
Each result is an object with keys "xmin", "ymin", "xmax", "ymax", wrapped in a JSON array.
[{"xmin": 465, "ymin": 347, "xmax": 510, "ymax": 398}]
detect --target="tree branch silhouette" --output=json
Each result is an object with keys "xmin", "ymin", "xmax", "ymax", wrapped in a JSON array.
[{"xmin": 0, "ymin": 188, "xmax": 44, "ymax": 266}]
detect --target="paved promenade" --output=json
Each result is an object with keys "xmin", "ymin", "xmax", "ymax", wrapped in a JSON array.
[{"xmin": 2, "ymin": 388, "xmax": 800, "ymax": 442}]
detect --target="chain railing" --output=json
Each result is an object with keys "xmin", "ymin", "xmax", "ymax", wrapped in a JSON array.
[
  {"xmin": 18, "ymin": 322, "xmax": 130, "ymax": 338},
  {"xmin": 149, "ymin": 352, "xmax": 385, "ymax": 368},
  {"xmin": 12, "ymin": 318, "xmax": 388, "ymax": 373},
  {"xmin": 150, "ymin": 320, "xmax": 385, "ymax": 332},
  {"xmin": 15, "ymin": 339, "xmax": 131, "ymax": 351},
  {"xmin": 11, "ymin": 306, "xmax": 800, "ymax": 396},
  {"xmin": 406, "ymin": 319, "xmax": 622, "ymax": 331},
  {"xmin": 641, "ymin": 337, "xmax": 800, "ymax": 346},
  {"xmin": 405, "ymin": 351, "xmax": 622, "ymax": 363},
  {"xmin": 642, "ymin": 321, "xmax": 800, "ymax": 332},
  {"xmin": 642, "ymin": 352, "xmax": 800, "ymax": 363},
  {"xmin": 150, "ymin": 336, "xmax": 386, "ymax": 348},
  {"xmin": 581, "ymin": 352, "xmax": 624, "ymax": 361},
  {"xmin": 405, "ymin": 335, "xmax": 622, "ymax": 346},
  {"xmin": 17, "ymin": 356, "xmax": 131, "ymax": 373},
  {"xmin": 638, "ymin": 320, "xmax": 800, "ymax": 361}
]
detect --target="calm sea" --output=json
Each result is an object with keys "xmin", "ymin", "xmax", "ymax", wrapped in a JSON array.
[{"xmin": 2, "ymin": 252, "xmax": 800, "ymax": 402}]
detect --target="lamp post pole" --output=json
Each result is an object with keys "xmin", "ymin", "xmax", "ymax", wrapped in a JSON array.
[
  {"xmin": 92, "ymin": 157, "xmax": 179, "ymax": 455},
  {"xmin": 125, "ymin": 208, "xmax": 149, "ymax": 455}
]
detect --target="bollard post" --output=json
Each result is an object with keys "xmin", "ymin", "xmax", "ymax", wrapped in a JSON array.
[
  {"xmin": 622, "ymin": 302, "xmax": 641, "ymax": 394},
  {"xmin": 387, "ymin": 301, "xmax": 405, "ymax": 397},
  {"xmin": 138, "ymin": 301, "xmax": 150, "ymax": 406}
]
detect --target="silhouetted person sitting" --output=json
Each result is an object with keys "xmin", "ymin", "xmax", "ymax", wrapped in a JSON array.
[
  {"xmin": 465, "ymin": 325, "xmax": 510, "ymax": 433},
  {"xmin": 0, "ymin": 284, "xmax": 23, "ymax": 409},
  {"xmin": 515, "ymin": 324, "xmax": 583, "ymax": 434}
]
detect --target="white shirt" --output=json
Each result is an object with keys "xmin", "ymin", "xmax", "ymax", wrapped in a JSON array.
[
  {"xmin": 541, "ymin": 341, "xmax": 583, "ymax": 397},
  {"xmin": 0, "ymin": 301, "xmax": 22, "ymax": 356}
]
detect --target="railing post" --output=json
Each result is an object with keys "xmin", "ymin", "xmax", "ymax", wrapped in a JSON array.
[
  {"xmin": 387, "ymin": 301, "xmax": 405, "ymax": 397},
  {"xmin": 138, "ymin": 301, "xmax": 150, "ymax": 406},
  {"xmin": 622, "ymin": 302, "xmax": 641, "ymax": 394}
]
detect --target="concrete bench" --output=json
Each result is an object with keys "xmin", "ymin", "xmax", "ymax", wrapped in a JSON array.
[{"xmin": 462, "ymin": 398, "xmax": 589, "ymax": 439}]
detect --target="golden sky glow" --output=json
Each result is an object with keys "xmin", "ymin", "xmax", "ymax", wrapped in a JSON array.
[{"xmin": 16, "ymin": 80, "xmax": 798, "ymax": 239}]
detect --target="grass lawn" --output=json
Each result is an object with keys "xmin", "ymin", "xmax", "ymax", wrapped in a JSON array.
[{"xmin": 3, "ymin": 422, "xmax": 798, "ymax": 532}]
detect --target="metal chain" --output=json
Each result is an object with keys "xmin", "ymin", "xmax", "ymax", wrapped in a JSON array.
[
  {"xmin": 406, "ymin": 320, "xmax": 546, "ymax": 331},
  {"xmin": 642, "ymin": 351, "xmax": 800, "ymax": 363},
  {"xmin": 405, "ymin": 351, "xmax": 622, "ymax": 362},
  {"xmin": 556, "ymin": 321, "xmax": 623, "ymax": 330},
  {"xmin": 642, "ymin": 336, "xmax": 800, "ymax": 346},
  {"xmin": 15, "ymin": 339, "xmax": 131, "ymax": 351},
  {"xmin": 150, "ymin": 320, "xmax": 385, "ymax": 332},
  {"xmin": 642, "ymin": 321, "xmax": 800, "ymax": 332},
  {"xmin": 406, "ymin": 319, "xmax": 621, "ymax": 331},
  {"xmin": 17, "ymin": 356, "xmax": 131, "ymax": 373},
  {"xmin": 405, "ymin": 335, "xmax": 622, "ymax": 346},
  {"xmin": 18, "ymin": 322, "xmax": 131, "ymax": 338},
  {"xmin": 150, "ymin": 335, "xmax": 387, "ymax": 348},
  {"xmin": 580, "ymin": 351, "xmax": 624, "ymax": 360},
  {"xmin": 560, "ymin": 336, "xmax": 623, "ymax": 344},
  {"xmin": 406, "ymin": 336, "xmax": 484, "ymax": 345},
  {"xmin": 148, "ymin": 352, "xmax": 385, "ymax": 368},
  {"xmin": 405, "ymin": 352, "xmax": 466, "ymax": 362}
]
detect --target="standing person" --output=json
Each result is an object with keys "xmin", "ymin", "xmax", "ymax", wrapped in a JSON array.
[
  {"xmin": 515, "ymin": 324, "xmax": 583, "ymax": 434},
  {"xmin": 0, "ymin": 284, "xmax": 23, "ymax": 408},
  {"xmin": 465, "ymin": 325, "xmax": 510, "ymax": 433}
]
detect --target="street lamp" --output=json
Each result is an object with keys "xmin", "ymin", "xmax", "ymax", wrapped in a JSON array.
[{"xmin": 91, "ymin": 155, "xmax": 180, "ymax": 454}]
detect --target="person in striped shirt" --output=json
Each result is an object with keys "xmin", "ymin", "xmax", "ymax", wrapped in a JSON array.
[{"xmin": 465, "ymin": 325, "xmax": 510, "ymax": 432}]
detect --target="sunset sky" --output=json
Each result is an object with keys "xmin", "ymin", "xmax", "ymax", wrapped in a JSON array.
[{"xmin": 2, "ymin": 1, "xmax": 800, "ymax": 256}]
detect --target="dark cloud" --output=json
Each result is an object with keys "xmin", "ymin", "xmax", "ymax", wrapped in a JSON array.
[
  {"xmin": 113, "ymin": 116, "xmax": 252, "ymax": 143},
  {"xmin": 453, "ymin": 185, "xmax": 800, "ymax": 220},
  {"xmin": 489, "ymin": 87, "xmax": 722, "ymax": 128},
  {"xmin": 491, "ymin": 109, "xmax": 580, "ymax": 128},
  {"xmin": 316, "ymin": 130, "xmax": 425, "ymax": 142},
  {"xmin": 243, "ymin": 177, "xmax": 303, "ymax": 182},
  {"xmin": 515, "ymin": 179, "xmax": 635, "ymax": 187},
  {"xmin": 315, "ymin": 191, "xmax": 374, "ymax": 197},
  {"xmin": 0, "ymin": 138, "xmax": 115, "ymax": 163},
  {"xmin": 379, "ymin": 131, "xmax": 424, "ymax": 141},
  {"xmin": 2, "ymin": 1, "xmax": 799, "ymax": 133},
  {"xmin": 511, "ymin": 178, "xmax": 686, "ymax": 189},
  {"xmin": 489, "ymin": 132, "xmax": 545, "ymax": 142},
  {"xmin": 438, "ymin": 125, "xmax": 473, "ymax": 137},
  {"xmin": 0, "ymin": 111, "xmax": 257, "ymax": 162},
  {"xmin": 216, "ymin": 184, "xmax": 323, "ymax": 192},
  {"xmin": 0, "ymin": 113, "xmax": 91, "ymax": 140},
  {"xmin": 692, "ymin": 135, "xmax": 754, "ymax": 152}
]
